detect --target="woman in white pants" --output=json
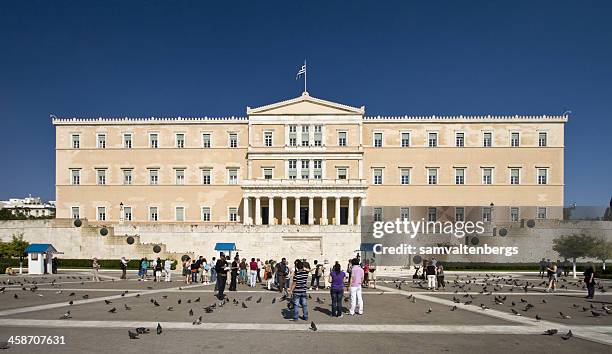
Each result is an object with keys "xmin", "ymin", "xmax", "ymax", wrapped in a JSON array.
[
  {"xmin": 349, "ymin": 258, "xmax": 364, "ymax": 315},
  {"xmin": 249, "ymin": 258, "xmax": 258, "ymax": 287}
]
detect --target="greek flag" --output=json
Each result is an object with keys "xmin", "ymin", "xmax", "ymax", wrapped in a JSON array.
[{"xmin": 296, "ymin": 64, "xmax": 306, "ymax": 80}]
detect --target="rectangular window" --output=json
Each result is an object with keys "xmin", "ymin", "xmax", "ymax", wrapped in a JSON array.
[
  {"xmin": 338, "ymin": 131, "xmax": 347, "ymax": 146},
  {"xmin": 373, "ymin": 207, "xmax": 383, "ymax": 222},
  {"xmin": 537, "ymin": 207, "xmax": 547, "ymax": 219},
  {"xmin": 229, "ymin": 133, "xmax": 238, "ymax": 148},
  {"xmin": 263, "ymin": 168, "xmax": 273, "ymax": 180},
  {"xmin": 149, "ymin": 133, "xmax": 158, "ymax": 148},
  {"xmin": 455, "ymin": 207, "xmax": 465, "ymax": 222},
  {"xmin": 337, "ymin": 167, "xmax": 347, "ymax": 180},
  {"xmin": 428, "ymin": 132, "xmax": 438, "ymax": 147},
  {"xmin": 428, "ymin": 207, "xmax": 437, "ymax": 222},
  {"xmin": 510, "ymin": 207, "xmax": 519, "ymax": 222},
  {"xmin": 400, "ymin": 207, "xmax": 410, "ymax": 221},
  {"xmin": 175, "ymin": 169, "xmax": 185, "ymax": 185},
  {"xmin": 288, "ymin": 160, "xmax": 297, "ymax": 179},
  {"xmin": 123, "ymin": 206, "xmax": 132, "ymax": 221},
  {"xmin": 537, "ymin": 168, "xmax": 548, "ymax": 185},
  {"xmin": 201, "ymin": 207, "xmax": 211, "ymax": 221},
  {"xmin": 228, "ymin": 207, "xmax": 238, "ymax": 222},
  {"xmin": 71, "ymin": 134, "xmax": 80, "ymax": 149},
  {"xmin": 400, "ymin": 168, "xmax": 411, "ymax": 185},
  {"xmin": 149, "ymin": 207, "xmax": 158, "ymax": 221},
  {"xmin": 455, "ymin": 168, "xmax": 465, "ymax": 185},
  {"xmin": 176, "ymin": 133, "xmax": 185, "ymax": 148},
  {"xmin": 401, "ymin": 132, "xmax": 410, "ymax": 147},
  {"xmin": 201, "ymin": 169, "xmax": 211, "ymax": 185},
  {"xmin": 96, "ymin": 169, "xmax": 106, "ymax": 185},
  {"xmin": 264, "ymin": 131, "xmax": 273, "ymax": 147},
  {"xmin": 538, "ymin": 132, "xmax": 547, "ymax": 147},
  {"xmin": 511, "ymin": 132, "xmax": 520, "ymax": 147},
  {"xmin": 70, "ymin": 169, "xmax": 81, "ymax": 185},
  {"xmin": 428, "ymin": 168, "xmax": 438, "ymax": 185},
  {"xmin": 202, "ymin": 133, "xmax": 211, "ymax": 148},
  {"xmin": 313, "ymin": 160, "xmax": 322, "ymax": 179},
  {"xmin": 373, "ymin": 132, "xmax": 383, "ymax": 147},
  {"xmin": 228, "ymin": 168, "xmax": 238, "ymax": 184},
  {"xmin": 510, "ymin": 168, "xmax": 520, "ymax": 185},
  {"xmin": 373, "ymin": 168, "xmax": 383, "ymax": 185},
  {"xmin": 301, "ymin": 125, "xmax": 310, "ymax": 146},
  {"xmin": 122, "ymin": 169, "xmax": 132, "ymax": 185},
  {"xmin": 149, "ymin": 169, "xmax": 159, "ymax": 185},
  {"xmin": 314, "ymin": 125, "xmax": 322, "ymax": 146},
  {"xmin": 301, "ymin": 160, "xmax": 310, "ymax": 179},
  {"xmin": 123, "ymin": 134, "xmax": 132, "ymax": 149},
  {"xmin": 289, "ymin": 125, "xmax": 297, "ymax": 146},
  {"xmin": 175, "ymin": 206, "xmax": 185, "ymax": 221},
  {"xmin": 455, "ymin": 133, "xmax": 464, "ymax": 147},
  {"xmin": 97, "ymin": 134, "xmax": 106, "ymax": 149},
  {"xmin": 97, "ymin": 206, "xmax": 106, "ymax": 221},
  {"xmin": 483, "ymin": 132, "xmax": 492, "ymax": 147},
  {"xmin": 482, "ymin": 168, "xmax": 493, "ymax": 185},
  {"xmin": 71, "ymin": 206, "xmax": 80, "ymax": 219},
  {"xmin": 482, "ymin": 207, "xmax": 492, "ymax": 222}
]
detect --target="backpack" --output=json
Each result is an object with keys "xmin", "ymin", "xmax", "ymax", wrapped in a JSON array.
[{"xmin": 119, "ymin": 260, "xmax": 126, "ymax": 269}]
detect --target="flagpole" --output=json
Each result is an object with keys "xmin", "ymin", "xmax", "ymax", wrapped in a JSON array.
[{"xmin": 304, "ymin": 60, "xmax": 307, "ymax": 93}]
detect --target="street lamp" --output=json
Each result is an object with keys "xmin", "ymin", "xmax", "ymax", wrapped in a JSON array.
[{"xmin": 119, "ymin": 202, "xmax": 124, "ymax": 224}]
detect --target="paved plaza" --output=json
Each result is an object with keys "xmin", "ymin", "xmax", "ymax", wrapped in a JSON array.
[{"xmin": 0, "ymin": 270, "xmax": 611, "ymax": 353}]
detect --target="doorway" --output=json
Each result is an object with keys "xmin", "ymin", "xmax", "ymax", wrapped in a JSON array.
[
  {"xmin": 300, "ymin": 207, "xmax": 309, "ymax": 225},
  {"xmin": 262, "ymin": 207, "xmax": 269, "ymax": 225},
  {"xmin": 340, "ymin": 207, "xmax": 349, "ymax": 225}
]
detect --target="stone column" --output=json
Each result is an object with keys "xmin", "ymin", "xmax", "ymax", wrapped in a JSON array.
[
  {"xmin": 281, "ymin": 197, "xmax": 287, "ymax": 225},
  {"xmin": 255, "ymin": 197, "xmax": 261, "ymax": 225},
  {"xmin": 348, "ymin": 197, "xmax": 354, "ymax": 225},
  {"xmin": 268, "ymin": 196, "xmax": 275, "ymax": 225},
  {"xmin": 357, "ymin": 198, "xmax": 364, "ymax": 225},
  {"xmin": 243, "ymin": 196, "xmax": 250, "ymax": 225},
  {"xmin": 321, "ymin": 197, "xmax": 328, "ymax": 225},
  {"xmin": 308, "ymin": 196, "xmax": 314, "ymax": 225},
  {"xmin": 335, "ymin": 196, "xmax": 341, "ymax": 225},
  {"xmin": 294, "ymin": 197, "xmax": 301, "ymax": 225}
]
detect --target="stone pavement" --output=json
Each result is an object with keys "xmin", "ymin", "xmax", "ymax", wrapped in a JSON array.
[{"xmin": 0, "ymin": 270, "xmax": 610, "ymax": 353}]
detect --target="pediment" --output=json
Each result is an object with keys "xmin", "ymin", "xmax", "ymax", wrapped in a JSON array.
[{"xmin": 247, "ymin": 92, "xmax": 364, "ymax": 116}]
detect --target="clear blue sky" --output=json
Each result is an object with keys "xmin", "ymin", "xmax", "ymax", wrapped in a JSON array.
[{"xmin": 0, "ymin": 1, "xmax": 610, "ymax": 205}]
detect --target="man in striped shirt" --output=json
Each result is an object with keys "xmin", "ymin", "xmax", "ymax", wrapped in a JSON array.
[{"xmin": 288, "ymin": 259, "xmax": 309, "ymax": 321}]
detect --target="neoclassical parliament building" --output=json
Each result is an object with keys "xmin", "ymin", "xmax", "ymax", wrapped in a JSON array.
[{"xmin": 51, "ymin": 92, "xmax": 566, "ymax": 260}]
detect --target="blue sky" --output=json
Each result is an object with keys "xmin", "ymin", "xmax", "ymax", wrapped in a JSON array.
[{"xmin": 0, "ymin": 1, "xmax": 610, "ymax": 205}]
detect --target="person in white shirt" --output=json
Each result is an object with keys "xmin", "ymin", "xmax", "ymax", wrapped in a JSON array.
[{"xmin": 164, "ymin": 259, "xmax": 172, "ymax": 282}]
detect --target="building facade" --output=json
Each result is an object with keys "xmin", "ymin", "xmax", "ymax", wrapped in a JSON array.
[
  {"xmin": 0, "ymin": 195, "xmax": 56, "ymax": 218},
  {"xmin": 53, "ymin": 92, "xmax": 566, "ymax": 228}
]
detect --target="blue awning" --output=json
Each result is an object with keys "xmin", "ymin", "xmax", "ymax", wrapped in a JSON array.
[
  {"xmin": 359, "ymin": 243, "xmax": 376, "ymax": 252},
  {"xmin": 24, "ymin": 244, "xmax": 58, "ymax": 254},
  {"xmin": 214, "ymin": 243, "xmax": 236, "ymax": 251}
]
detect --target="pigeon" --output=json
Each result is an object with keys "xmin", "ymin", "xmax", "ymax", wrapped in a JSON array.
[
  {"xmin": 178, "ymin": 299, "xmax": 182, "ymax": 304},
  {"xmin": 147, "ymin": 286, "xmax": 153, "ymax": 290},
  {"xmin": 242, "ymin": 302, "xmax": 248, "ymax": 309},
  {"xmin": 135, "ymin": 327, "xmax": 150, "ymax": 334},
  {"xmin": 59, "ymin": 311, "xmax": 71, "ymax": 319},
  {"xmin": 13, "ymin": 294, "xmax": 18, "ymax": 299},
  {"xmin": 128, "ymin": 330, "xmax": 139, "ymax": 339},
  {"xmin": 426, "ymin": 307, "xmax": 432, "ymax": 313},
  {"xmin": 124, "ymin": 304, "xmax": 132, "ymax": 311},
  {"xmin": 543, "ymin": 329, "xmax": 558, "ymax": 335},
  {"xmin": 104, "ymin": 300, "xmax": 112, "ymax": 305},
  {"xmin": 82, "ymin": 294, "xmax": 89, "ymax": 299},
  {"xmin": 245, "ymin": 296, "xmax": 253, "ymax": 301},
  {"xmin": 68, "ymin": 300, "xmax": 73, "ymax": 305},
  {"xmin": 542, "ymin": 299, "xmax": 547, "ymax": 304},
  {"xmin": 153, "ymin": 300, "xmax": 160, "ymax": 307},
  {"xmin": 559, "ymin": 312, "xmax": 571, "ymax": 319},
  {"xmin": 193, "ymin": 316, "xmax": 202, "ymax": 325},
  {"xmin": 535, "ymin": 314, "xmax": 542, "ymax": 321},
  {"xmin": 108, "ymin": 307, "xmax": 116, "ymax": 313},
  {"xmin": 591, "ymin": 310, "xmax": 603, "ymax": 317},
  {"xmin": 272, "ymin": 298, "xmax": 276, "ymax": 304},
  {"xmin": 450, "ymin": 306, "xmax": 457, "ymax": 311},
  {"xmin": 195, "ymin": 297, "xmax": 200, "ymax": 302},
  {"xmin": 561, "ymin": 330, "xmax": 573, "ymax": 340},
  {"xmin": 167, "ymin": 306, "xmax": 174, "ymax": 311},
  {"xmin": 187, "ymin": 299, "xmax": 192, "ymax": 304},
  {"xmin": 310, "ymin": 321, "xmax": 317, "ymax": 331},
  {"xmin": 189, "ymin": 309, "xmax": 194, "ymax": 316},
  {"xmin": 157, "ymin": 323, "xmax": 162, "ymax": 335},
  {"xmin": 511, "ymin": 309, "xmax": 521, "ymax": 316},
  {"xmin": 257, "ymin": 297, "xmax": 262, "ymax": 304},
  {"xmin": 68, "ymin": 292, "xmax": 75, "ymax": 296}
]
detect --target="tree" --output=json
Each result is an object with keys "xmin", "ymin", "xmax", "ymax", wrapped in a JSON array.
[
  {"xmin": 590, "ymin": 237, "xmax": 612, "ymax": 271},
  {"xmin": 552, "ymin": 233, "xmax": 598, "ymax": 278},
  {"xmin": 0, "ymin": 233, "xmax": 29, "ymax": 258}
]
